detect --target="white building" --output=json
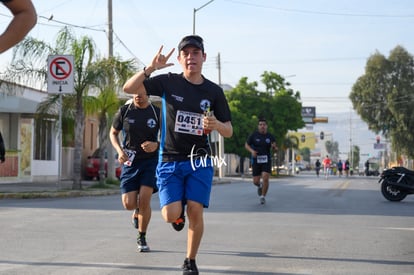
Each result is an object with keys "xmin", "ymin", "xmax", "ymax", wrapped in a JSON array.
[{"xmin": 0, "ymin": 82, "xmax": 60, "ymax": 182}]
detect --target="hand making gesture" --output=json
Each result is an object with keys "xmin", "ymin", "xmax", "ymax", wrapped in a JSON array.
[
  {"xmin": 150, "ymin": 46, "xmax": 175, "ymax": 71},
  {"xmin": 123, "ymin": 46, "xmax": 175, "ymax": 93}
]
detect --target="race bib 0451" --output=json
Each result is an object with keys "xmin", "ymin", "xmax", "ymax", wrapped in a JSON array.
[{"xmin": 174, "ymin": 110, "xmax": 203, "ymax": 136}]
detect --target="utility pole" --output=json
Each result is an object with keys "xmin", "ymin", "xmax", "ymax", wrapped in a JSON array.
[
  {"xmin": 192, "ymin": 1, "xmax": 225, "ymax": 178},
  {"xmin": 216, "ymin": 52, "xmax": 225, "ymax": 178},
  {"xmin": 217, "ymin": 52, "xmax": 221, "ymax": 85},
  {"xmin": 193, "ymin": 0, "xmax": 215, "ymax": 34},
  {"xmin": 108, "ymin": 0, "xmax": 113, "ymax": 57},
  {"xmin": 349, "ymin": 108, "xmax": 353, "ymax": 171},
  {"xmin": 106, "ymin": 0, "xmax": 116, "ymax": 180}
]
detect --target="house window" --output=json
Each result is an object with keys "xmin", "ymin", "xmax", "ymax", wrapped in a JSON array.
[{"xmin": 34, "ymin": 119, "xmax": 55, "ymax": 160}]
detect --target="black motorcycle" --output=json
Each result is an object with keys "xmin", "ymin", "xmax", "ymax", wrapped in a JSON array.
[{"xmin": 379, "ymin": 166, "xmax": 414, "ymax": 201}]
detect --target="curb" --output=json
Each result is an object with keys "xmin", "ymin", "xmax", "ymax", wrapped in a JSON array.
[
  {"xmin": 0, "ymin": 178, "xmax": 234, "ymax": 200},
  {"xmin": 0, "ymin": 189, "xmax": 120, "ymax": 200}
]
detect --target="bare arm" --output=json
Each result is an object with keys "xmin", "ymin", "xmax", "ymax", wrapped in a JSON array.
[
  {"xmin": 245, "ymin": 142, "xmax": 257, "ymax": 158},
  {"xmin": 109, "ymin": 126, "xmax": 128, "ymax": 164},
  {"xmin": 0, "ymin": 0, "xmax": 37, "ymax": 53},
  {"xmin": 140, "ymin": 140, "xmax": 159, "ymax": 153},
  {"xmin": 203, "ymin": 113, "xmax": 233, "ymax": 138},
  {"xmin": 123, "ymin": 45, "xmax": 175, "ymax": 94},
  {"xmin": 217, "ymin": 121, "xmax": 233, "ymax": 138}
]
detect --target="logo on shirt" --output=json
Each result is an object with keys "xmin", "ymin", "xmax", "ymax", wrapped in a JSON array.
[
  {"xmin": 172, "ymin": 94, "xmax": 184, "ymax": 102},
  {"xmin": 200, "ymin": 99, "xmax": 211, "ymax": 112},
  {"xmin": 147, "ymin": 118, "xmax": 157, "ymax": 128}
]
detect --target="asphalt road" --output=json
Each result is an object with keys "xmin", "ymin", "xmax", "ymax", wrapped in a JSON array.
[{"xmin": 0, "ymin": 172, "xmax": 413, "ymax": 275}]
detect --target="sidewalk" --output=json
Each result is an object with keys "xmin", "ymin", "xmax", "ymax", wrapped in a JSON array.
[
  {"xmin": 0, "ymin": 180, "xmax": 120, "ymax": 199},
  {"xmin": 0, "ymin": 176, "xmax": 240, "ymax": 199}
]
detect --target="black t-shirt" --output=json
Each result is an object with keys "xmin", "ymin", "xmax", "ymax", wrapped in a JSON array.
[
  {"xmin": 246, "ymin": 131, "xmax": 275, "ymax": 158},
  {"xmin": 112, "ymin": 103, "xmax": 160, "ymax": 159},
  {"xmin": 143, "ymin": 73, "xmax": 231, "ymax": 161}
]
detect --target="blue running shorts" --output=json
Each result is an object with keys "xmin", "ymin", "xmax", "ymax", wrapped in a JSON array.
[
  {"xmin": 120, "ymin": 158, "xmax": 158, "ymax": 194},
  {"xmin": 156, "ymin": 158, "xmax": 214, "ymax": 208}
]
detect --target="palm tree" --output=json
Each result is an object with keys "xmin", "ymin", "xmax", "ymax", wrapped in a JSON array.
[
  {"xmin": 88, "ymin": 56, "xmax": 137, "ymax": 184},
  {"xmin": 3, "ymin": 27, "xmax": 99, "ymax": 189},
  {"xmin": 283, "ymin": 135, "xmax": 300, "ymax": 174}
]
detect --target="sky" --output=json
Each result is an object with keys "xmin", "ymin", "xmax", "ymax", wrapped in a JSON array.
[
  {"xmin": 0, "ymin": 0, "xmax": 411, "ymax": 161},
  {"xmin": 1, "ymin": 0, "xmax": 413, "ymax": 114}
]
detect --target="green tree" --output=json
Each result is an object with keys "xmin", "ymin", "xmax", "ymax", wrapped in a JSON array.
[
  {"xmin": 350, "ymin": 45, "xmax": 414, "ymax": 158},
  {"xmin": 284, "ymin": 135, "xmax": 300, "ymax": 163},
  {"xmin": 88, "ymin": 56, "xmax": 136, "ymax": 183},
  {"xmin": 299, "ymin": 147, "xmax": 311, "ymax": 162},
  {"xmin": 350, "ymin": 145, "xmax": 360, "ymax": 169},
  {"xmin": 261, "ymin": 71, "xmax": 303, "ymax": 147},
  {"xmin": 225, "ymin": 73, "xmax": 304, "ymax": 174},
  {"xmin": 224, "ymin": 77, "xmax": 261, "ymax": 157},
  {"xmin": 225, "ymin": 73, "xmax": 304, "ymax": 156},
  {"xmin": 3, "ymin": 27, "xmax": 99, "ymax": 189},
  {"xmin": 325, "ymin": 140, "xmax": 339, "ymax": 160}
]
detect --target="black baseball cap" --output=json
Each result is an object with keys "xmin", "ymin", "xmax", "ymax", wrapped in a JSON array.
[{"xmin": 178, "ymin": 35, "xmax": 204, "ymax": 52}]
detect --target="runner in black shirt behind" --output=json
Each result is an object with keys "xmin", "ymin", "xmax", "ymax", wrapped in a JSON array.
[
  {"xmin": 245, "ymin": 118, "xmax": 277, "ymax": 205},
  {"xmin": 110, "ymin": 92, "xmax": 160, "ymax": 253}
]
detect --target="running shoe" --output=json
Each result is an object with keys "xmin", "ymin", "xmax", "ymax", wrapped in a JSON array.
[
  {"xmin": 257, "ymin": 183, "xmax": 263, "ymax": 196},
  {"xmin": 260, "ymin": 196, "xmax": 265, "ymax": 205},
  {"xmin": 132, "ymin": 208, "xmax": 139, "ymax": 229},
  {"xmin": 137, "ymin": 235, "xmax": 150, "ymax": 252},
  {"xmin": 182, "ymin": 258, "xmax": 198, "ymax": 275},
  {"xmin": 172, "ymin": 208, "xmax": 185, "ymax": 232}
]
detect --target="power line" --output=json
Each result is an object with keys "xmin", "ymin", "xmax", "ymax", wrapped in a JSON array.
[
  {"xmin": 302, "ymin": 97, "xmax": 350, "ymax": 101},
  {"xmin": 33, "ymin": 14, "xmax": 144, "ymax": 64},
  {"xmin": 223, "ymin": 57, "xmax": 367, "ymax": 65},
  {"xmin": 224, "ymin": 0, "xmax": 414, "ymax": 18},
  {"xmin": 37, "ymin": 15, "xmax": 106, "ymax": 32},
  {"xmin": 112, "ymin": 31, "xmax": 145, "ymax": 66}
]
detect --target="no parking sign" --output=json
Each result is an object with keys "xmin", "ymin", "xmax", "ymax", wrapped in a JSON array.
[{"xmin": 47, "ymin": 55, "xmax": 74, "ymax": 94}]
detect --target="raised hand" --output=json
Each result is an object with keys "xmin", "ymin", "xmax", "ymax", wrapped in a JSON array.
[{"xmin": 151, "ymin": 45, "xmax": 175, "ymax": 71}]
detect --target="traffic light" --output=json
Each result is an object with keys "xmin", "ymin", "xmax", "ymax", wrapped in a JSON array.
[{"xmin": 320, "ymin": 131, "xmax": 324, "ymax": 140}]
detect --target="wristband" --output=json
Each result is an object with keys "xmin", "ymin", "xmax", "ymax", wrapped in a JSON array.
[{"xmin": 143, "ymin": 66, "xmax": 151, "ymax": 78}]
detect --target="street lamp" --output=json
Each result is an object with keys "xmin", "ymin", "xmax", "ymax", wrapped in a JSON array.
[{"xmin": 193, "ymin": 0, "xmax": 215, "ymax": 34}]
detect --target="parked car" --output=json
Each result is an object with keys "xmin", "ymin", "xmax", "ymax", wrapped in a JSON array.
[
  {"xmin": 295, "ymin": 162, "xmax": 306, "ymax": 171},
  {"xmin": 84, "ymin": 149, "xmax": 121, "ymax": 180}
]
